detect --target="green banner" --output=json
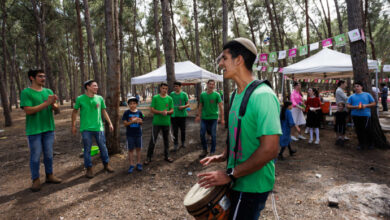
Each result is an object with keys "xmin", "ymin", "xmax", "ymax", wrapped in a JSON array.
[
  {"xmin": 334, "ymin": 33, "xmax": 347, "ymax": 47},
  {"xmin": 299, "ymin": 45, "xmax": 308, "ymax": 56},
  {"xmin": 269, "ymin": 52, "xmax": 277, "ymax": 63},
  {"xmin": 267, "ymin": 66, "xmax": 273, "ymax": 72}
]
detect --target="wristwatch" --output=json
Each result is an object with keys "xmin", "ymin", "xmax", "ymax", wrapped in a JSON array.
[{"xmin": 226, "ymin": 168, "xmax": 236, "ymax": 182}]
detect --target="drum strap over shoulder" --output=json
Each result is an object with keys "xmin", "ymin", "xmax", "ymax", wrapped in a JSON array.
[{"xmin": 226, "ymin": 80, "xmax": 272, "ymax": 167}]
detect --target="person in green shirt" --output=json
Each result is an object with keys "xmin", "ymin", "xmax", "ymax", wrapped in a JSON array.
[
  {"xmin": 20, "ymin": 69, "xmax": 62, "ymax": 192},
  {"xmin": 195, "ymin": 80, "xmax": 224, "ymax": 157},
  {"xmin": 197, "ymin": 38, "xmax": 282, "ymax": 219},
  {"xmin": 144, "ymin": 83, "xmax": 174, "ymax": 165},
  {"xmin": 169, "ymin": 81, "xmax": 190, "ymax": 151},
  {"xmin": 72, "ymin": 80, "xmax": 114, "ymax": 178}
]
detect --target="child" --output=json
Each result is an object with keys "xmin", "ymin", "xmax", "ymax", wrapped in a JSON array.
[
  {"xmin": 334, "ymin": 102, "xmax": 348, "ymax": 146},
  {"xmin": 306, "ymin": 88, "xmax": 322, "ymax": 144},
  {"xmin": 279, "ymin": 101, "xmax": 299, "ymax": 160},
  {"xmin": 122, "ymin": 97, "xmax": 144, "ymax": 173}
]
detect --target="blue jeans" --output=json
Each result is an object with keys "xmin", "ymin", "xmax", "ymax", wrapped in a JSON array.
[
  {"xmin": 228, "ymin": 190, "xmax": 269, "ymax": 220},
  {"xmin": 200, "ymin": 119, "xmax": 217, "ymax": 153},
  {"xmin": 81, "ymin": 131, "xmax": 110, "ymax": 168},
  {"xmin": 28, "ymin": 131, "xmax": 55, "ymax": 180}
]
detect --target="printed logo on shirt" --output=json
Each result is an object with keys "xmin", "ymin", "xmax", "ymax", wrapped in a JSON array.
[{"xmin": 210, "ymin": 99, "xmax": 215, "ymax": 104}]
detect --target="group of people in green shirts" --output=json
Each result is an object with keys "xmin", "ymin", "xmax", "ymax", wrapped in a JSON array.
[{"xmin": 21, "ymin": 37, "xmax": 282, "ymax": 220}]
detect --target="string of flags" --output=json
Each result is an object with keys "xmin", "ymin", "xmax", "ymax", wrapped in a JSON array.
[{"xmin": 288, "ymin": 78, "xmax": 341, "ymax": 84}]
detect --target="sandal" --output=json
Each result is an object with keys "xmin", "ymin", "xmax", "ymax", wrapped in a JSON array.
[
  {"xmin": 144, "ymin": 158, "xmax": 152, "ymax": 165},
  {"xmin": 164, "ymin": 157, "xmax": 174, "ymax": 163}
]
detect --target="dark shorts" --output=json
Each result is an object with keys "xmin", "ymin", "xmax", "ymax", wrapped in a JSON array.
[{"xmin": 127, "ymin": 136, "xmax": 142, "ymax": 150}]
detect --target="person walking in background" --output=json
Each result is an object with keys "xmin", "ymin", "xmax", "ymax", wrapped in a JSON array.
[
  {"xmin": 279, "ymin": 101, "xmax": 298, "ymax": 160},
  {"xmin": 306, "ymin": 88, "xmax": 322, "ymax": 145},
  {"xmin": 170, "ymin": 81, "xmax": 190, "ymax": 151},
  {"xmin": 347, "ymin": 81, "xmax": 376, "ymax": 150},
  {"xmin": 21, "ymin": 69, "xmax": 62, "ymax": 192},
  {"xmin": 380, "ymin": 83, "xmax": 388, "ymax": 111},
  {"xmin": 336, "ymin": 80, "xmax": 348, "ymax": 104},
  {"xmin": 334, "ymin": 102, "xmax": 348, "ymax": 146},
  {"xmin": 72, "ymin": 80, "xmax": 114, "ymax": 178},
  {"xmin": 290, "ymin": 82, "xmax": 306, "ymax": 141}
]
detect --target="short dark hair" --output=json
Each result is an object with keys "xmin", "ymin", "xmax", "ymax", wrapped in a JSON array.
[
  {"xmin": 337, "ymin": 80, "xmax": 345, "ymax": 87},
  {"xmin": 293, "ymin": 81, "xmax": 300, "ymax": 87},
  {"xmin": 84, "ymin": 80, "xmax": 97, "ymax": 89},
  {"xmin": 354, "ymin": 81, "xmax": 364, "ymax": 87},
  {"xmin": 27, "ymin": 69, "xmax": 44, "ymax": 82},
  {"xmin": 223, "ymin": 40, "xmax": 256, "ymax": 71},
  {"xmin": 173, "ymin": 81, "xmax": 182, "ymax": 86},
  {"xmin": 160, "ymin": 83, "xmax": 168, "ymax": 87},
  {"xmin": 207, "ymin": 79, "xmax": 215, "ymax": 84}
]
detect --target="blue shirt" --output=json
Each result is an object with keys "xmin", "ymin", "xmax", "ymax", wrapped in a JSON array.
[
  {"xmin": 280, "ymin": 109, "xmax": 295, "ymax": 147},
  {"xmin": 347, "ymin": 92, "xmax": 375, "ymax": 117},
  {"xmin": 122, "ymin": 110, "xmax": 144, "ymax": 137},
  {"xmin": 381, "ymin": 87, "xmax": 388, "ymax": 99}
]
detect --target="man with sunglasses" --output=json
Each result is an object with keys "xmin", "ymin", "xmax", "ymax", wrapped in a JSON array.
[{"xmin": 20, "ymin": 69, "xmax": 62, "ymax": 192}]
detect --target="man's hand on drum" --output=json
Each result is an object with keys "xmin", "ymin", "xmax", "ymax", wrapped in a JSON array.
[
  {"xmin": 197, "ymin": 170, "xmax": 231, "ymax": 188},
  {"xmin": 199, "ymin": 154, "xmax": 225, "ymax": 166}
]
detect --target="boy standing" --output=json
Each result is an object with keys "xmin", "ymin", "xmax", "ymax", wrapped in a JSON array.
[
  {"xmin": 72, "ymin": 80, "xmax": 114, "ymax": 178},
  {"xmin": 170, "ymin": 81, "xmax": 189, "ymax": 151},
  {"xmin": 20, "ymin": 69, "xmax": 62, "ymax": 192},
  {"xmin": 122, "ymin": 97, "xmax": 144, "ymax": 173},
  {"xmin": 144, "ymin": 83, "xmax": 174, "ymax": 165}
]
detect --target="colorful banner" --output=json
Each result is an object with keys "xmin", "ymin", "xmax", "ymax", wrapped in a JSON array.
[
  {"xmin": 334, "ymin": 33, "xmax": 347, "ymax": 47},
  {"xmin": 383, "ymin": 65, "xmax": 390, "ymax": 72},
  {"xmin": 254, "ymin": 54, "xmax": 260, "ymax": 64},
  {"xmin": 267, "ymin": 67, "xmax": 273, "ymax": 72},
  {"xmin": 257, "ymin": 65, "xmax": 262, "ymax": 70},
  {"xmin": 260, "ymin": 53, "xmax": 268, "ymax": 63},
  {"xmin": 348, "ymin": 29, "xmax": 362, "ymax": 42},
  {"xmin": 273, "ymin": 67, "xmax": 279, "ymax": 72},
  {"xmin": 310, "ymin": 42, "xmax": 319, "ymax": 51},
  {"xmin": 269, "ymin": 52, "xmax": 277, "ymax": 63},
  {"xmin": 299, "ymin": 45, "xmax": 308, "ymax": 56},
  {"xmin": 322, "ymin": 38, "xmax": 333, "ymax": 48},
  {"xmin": 261, "ymin": 66, "xmax": 267, "ymax": 72},
  {"xmin": 279, "ymin": 67, "xmax": 284, "ymax": 73},
  {"xmin": 278, "ymin": 50, "xmax": 287, "ymax": 60},
  {"xmin": 288, "ymin": 48, "xmax": 297, "ymax": 58}
]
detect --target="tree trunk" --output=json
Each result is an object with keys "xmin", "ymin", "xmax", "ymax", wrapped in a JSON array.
[
  {"xmin": 232, "ymin": 0, "xmax": 240, "ymax": 37},
  {"xmin": 99, "ymin": 39, "xmax": 106, "ymax": 97},
  {"xmin": 58, "ymin": 58, "xmax": 65, "ymax": 105},
  {"xmin": 305, "ymin": 0, "xmax": 310, "ymax": 57},
  {"xmin": 75, "ymin": 0, "xmax": 86, "ymax": 84},
  {"xmin": 243, "ymin": 0, "xmax": 256, "ymax": 46},
  {"xmin": 334, "ymin": 0, "xmax": 345, "ymax": 53},
  {"xmin": 130, "ymin": 0, "xmax": 137, "ymax": 94},
  {"xmin": 140, "ymin": 22, "xmax": 152, "ymax": 72},
  {"xmin": 0, "ymin": 0, "xmax": 11, "ymax": 125},
  {"xmin": 193, "ymin": 0, "xmax": 201, "ymax": 103},
  {"xmin": 222, "ymin": 0, "xmax": 230, "ymax": 128},
  {"xmin": 83, "ymin": 0, "xmax": 101, "ymax": 87},
  {"xmin": 119, "ymin": 0, "xmax": 126, "ymax": 103},
  {"xmin": 346, "ymin": 0, "xmax": 389, "ymax": 149},
  {"xmin": 160, "ymin": 0, "xmax": 176, "ymax": 92},
  {"xmin": 104, "ymin": 0, "xmax": 121, "ymax": 154},
  {"xmin": 169, "ymin": 0, "xmax": 178, "ymax": 61},
  {"xmin": 153, "ymin": 0, "xmax": 162, "ymax": 67},
  {"xmin": 174, "ymin": 24, "xmax": 190, "ymax": 60}
]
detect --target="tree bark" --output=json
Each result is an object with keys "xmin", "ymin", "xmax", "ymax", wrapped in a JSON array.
[
  {"xmin": 346, "ymin": 0, "xmax": 389, "ymax": 149},
  {"xmin": 0, "ymin": 0, "xmax": 11, "ymax": 126},
  {"xmin": 243, "ymin": 0, "xmax": 256, "ymax": 46},
  {"xmin": 130, "ymin": 0, "xmax": 137, "ymax": 94},
  {"xmin": 119, "ymin": 0, "xmax": 125, "ymax": 103},
  {"xmin": 153, "ymin": 0, "xmax": 162, "ymax": 67},
  {"xmin": 160, "ymin": 0, "xmax": 176, "ymax": 92},
  {"xmin": 174, "ymin": 24, "xmax": 190, "ymax": 60},
  {"xmin": 104, "ymin": 0, "xmax": 121, "ymax": 154},
  {"xmin": 222, "ymin": 0, "xmax": 230, "ymax": 128},
  {"xmin": 193, "ymin": 0, "xmax": 201, "ymax": 103},
  {"xmin": 169, "ymin": 0, "xmax": 178, "ymax": 61},
  {"xmin": 231, "ymin": 0, "xmax": 240, "ymax": 37},
  {"xmin": 75, "ymin": 0, "xmax": 86, "ymax": 84},
  {"xmin": 83, "ymin": 0, "xmax": 101, "ymax": 88},
  {"xmin": 334, "ymin": 0, "xmax": 345, "ymax": 52},
  {"xmin": 305, "ymin": 0, "xmax": 310, "ymax": 57}
]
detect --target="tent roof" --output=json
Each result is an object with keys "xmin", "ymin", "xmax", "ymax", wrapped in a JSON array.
[
  {"xmin": 283, "ymin": 48, "xmax": 378, "ymax": 79},
  {"xmin": 131, "ymin": 61, "xmax": 223, "ymax": 85}
]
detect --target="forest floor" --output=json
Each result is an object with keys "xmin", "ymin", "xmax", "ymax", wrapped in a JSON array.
[{"xmin": 0, "ymin": 102, "xmax": 389, "ymax": 220}]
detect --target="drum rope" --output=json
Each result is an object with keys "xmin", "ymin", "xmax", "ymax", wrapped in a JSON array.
[{"xmin": 271, "ymin": 191, "xmax": 280, "ymax": 220}]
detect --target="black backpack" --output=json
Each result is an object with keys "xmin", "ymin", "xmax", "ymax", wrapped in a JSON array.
[{"xmin": 226, "ymin": 79, "xmax": 272, "ymax": 167}]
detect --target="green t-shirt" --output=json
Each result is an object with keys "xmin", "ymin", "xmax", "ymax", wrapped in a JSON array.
[
  {"xmin": 74, "ymin": 94, "xmax": 106, "ymax": 132},
  {"xmin": 150, "ymin": 94, "xmax": 174, "ymax": 126},
  {"xmin": 170, "ymin": 91, "xmax": 189, "ymax": 117},
  {"xmin": 20, "ymin": 88, "xmax": 55, "ymax": 136},
  {"xmin": 200, "ymin": 91, "xmax": 222, "ymax": 120},
  {"xmin": 227, "ymin": 82, "xmax": 282, "ymax": 193}
]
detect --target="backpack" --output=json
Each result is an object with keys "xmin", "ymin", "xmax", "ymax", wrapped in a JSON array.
[{"xmin": 226, "ymin": 80, "xmax": 272, "ymax": 167}]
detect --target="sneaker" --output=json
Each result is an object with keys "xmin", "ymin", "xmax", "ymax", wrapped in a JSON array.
[
  {"xmin": 314, "ymin": 139, "xmax": 320, "ymax": 145},
  {"xmin": 128, "ymin": 165, "xmax": 135, "ymax": 174},
  {"xmin": 304, "ymin": 127, "xmax": 309, "ymax": 134},
  {"xmin": 298, "ymin": 135, "xmax": 307, "ymax": 140},
  {"xmin": 291, "ymin": 136, "xmax": 298, "ymax": 141},
  {"xmin": 308, "ymin": 139, "xmax": 313, "ymax": 144},
  {"xmin": 344, "ymin": 136, "xmax": 350, "ymax": 140},
  {"xmin": 136, "ymin": 163, "xmax": 143, "ymax": 171},
  {"xmin": 199, "ymin": 150, "xmax": 208, "ymax": 158}
]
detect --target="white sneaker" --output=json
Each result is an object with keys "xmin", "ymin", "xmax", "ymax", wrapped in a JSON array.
[
  {"xmin": 298, "ymin": 135, "xmax": 307, "ymax": 140},
  {"xmin": 304, "ymin": 127, "xmax": 309, "ymax": 134},
  {"xmin": 315, "ymin": 139, "xmax": 320, "ymax": 145},
  {"xmin": 291, "ymin": 136, "xmax": 298, "ymax": 141},
  {"xmin": 308, "ymin": 139, "xmax": 313, "ymax": 144},
  {"xmin": 344, "ymin": 136, "xmax": 350, "ymax": 140}
]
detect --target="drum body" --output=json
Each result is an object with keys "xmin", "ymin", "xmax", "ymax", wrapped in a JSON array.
[{"xmin": 183, "ymin": 183, "xmax": 230, "ymax": 220}]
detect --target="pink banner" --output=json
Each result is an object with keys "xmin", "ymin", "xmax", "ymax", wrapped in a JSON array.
[
  {"xmin": 259, "ymin": 54, "xmax": 268, "ymax": 63},
  {"xmin": 322, "ymin": 38, "xmax": 333, "ymax": 48},
  {"xmin": 288, "ymin": 48, "xmax": 297, "ymax": 58},
  {"xmin": 314, "ymin": 79, "xmax": 318, "ymax": 83},
  {"xmin": 279, "ymin": 67, "xmax": 284, "ymax": 73},
  {"xmin": 261, "ymin": 66, "xmax": 267, "ymax": 72}
]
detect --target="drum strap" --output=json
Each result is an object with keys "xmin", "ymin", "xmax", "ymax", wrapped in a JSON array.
[{"xmin": 226, "ymin": 80, "xmax": 272, "ymax": 167}]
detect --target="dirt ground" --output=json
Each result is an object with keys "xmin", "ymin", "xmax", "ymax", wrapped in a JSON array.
[{"xmin": 0, "ymin": 102, "xmax": 389, "ymax": 220}]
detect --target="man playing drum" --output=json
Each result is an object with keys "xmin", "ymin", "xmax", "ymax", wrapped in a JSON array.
[{"xmin": 197, "ymin": 38, "xmax": 281, "ymax": 220}]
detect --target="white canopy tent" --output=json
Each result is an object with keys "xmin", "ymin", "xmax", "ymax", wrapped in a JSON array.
[
  {"xmin": 131, "ymin": 61, "xmax": 223, "ymax": 85},
  {"xmin": 283, "ymin": 48, "xmax": 378, "ymax": 79}
]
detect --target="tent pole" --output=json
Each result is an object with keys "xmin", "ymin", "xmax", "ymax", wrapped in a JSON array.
[
  {"xmin": 281, "ymin": 74, "xmax": 285, "ymax": 102},
  {"xmin": 376, "ymin": 68, "xmax": 379, "ymax": 115}
]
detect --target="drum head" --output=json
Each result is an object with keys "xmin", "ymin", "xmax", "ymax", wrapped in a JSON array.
[{"xmin": 183, "ymin": 183, "xmax": 215, "ymax": 207}]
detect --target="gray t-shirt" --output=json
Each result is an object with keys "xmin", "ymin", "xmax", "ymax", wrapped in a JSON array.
[{"xmin": 336, "ymin": 87, "xmax": 348, "ymax": 104}]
